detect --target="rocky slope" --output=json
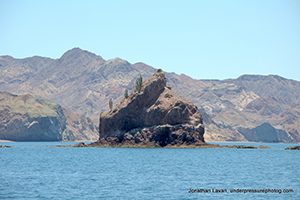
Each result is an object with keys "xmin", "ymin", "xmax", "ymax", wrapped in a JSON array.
[
  {"xmin": 1, "ymin": 48, "xmax": 300, "ymax": 142},
  {"xmin": 62, "ymin": 107, "xmax": 98, "ymax": 141},
  {"xmin": 96, "ymin": 70, "xmax": 205, "ymax": 147},
  {"xmin": 198, "ymin": 76, "xmax": 300, "ymax": 142},
  {"xmin": 0, "ymin": 48, "xmax": 156, "ymax": 123},
  {"xmin": 0, "ymin": 92, "xmax": 98, "ymax": 141}
]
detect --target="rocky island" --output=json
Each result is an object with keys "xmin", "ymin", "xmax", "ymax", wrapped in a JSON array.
[
  {"xmin": 86, "ymin": 70, "xmax": 205, "ymax": 147},
  {"xmin": 69, "ymin": 70, "xmax": 268, "ymax": 149}
]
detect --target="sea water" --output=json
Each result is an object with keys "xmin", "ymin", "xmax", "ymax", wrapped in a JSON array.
[{"xmin": 0, "ymin": 142, "xmax": 299, "ymax": 199}]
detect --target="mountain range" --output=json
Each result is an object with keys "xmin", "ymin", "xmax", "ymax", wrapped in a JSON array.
[{"xmin": 1, "ymin": 48, "xmax": 299, "ymax": 142}]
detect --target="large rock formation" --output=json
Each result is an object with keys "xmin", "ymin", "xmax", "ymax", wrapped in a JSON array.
[{"xmin": 95, "ymin": 70, "xmax": 205, "ymax": 147}]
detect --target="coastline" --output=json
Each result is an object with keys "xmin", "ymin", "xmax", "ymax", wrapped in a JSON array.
[
  {"xmin": 0, "ymin": 140, "xmax": 14, "ymax": 142},
  {"xmin": 54, "ymin": 142, "xmax": 271, "ymax": 149},
  {"xmin": 2, "ymin": 141, "xmax": 299, "ymax": 150}
]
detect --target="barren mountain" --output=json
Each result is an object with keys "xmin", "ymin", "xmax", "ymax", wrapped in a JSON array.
[
  {"xmin": 0, "ymin": 48, "xmax": 156, "ymax": 123},
  {"xmin": 1, "ymin": 48, "xmax": 299, "ymax": 142}
]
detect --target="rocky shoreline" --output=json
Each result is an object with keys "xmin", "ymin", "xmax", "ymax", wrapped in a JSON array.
[{"xmin": 55, "ymin": 142, "xmax": 271, "ymax": 149}]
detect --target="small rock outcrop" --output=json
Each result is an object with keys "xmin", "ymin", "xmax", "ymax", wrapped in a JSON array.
[
  {"xmin": 95, "ymin": 70, "xmax": 205, "ymax": 147},
  {"xmin": 285, "ymin": 146, "xmax": 300, "ymax": 150},
  {"xmin": 0, "ymin": 145, "xmax": 12, "ymax": 148}
]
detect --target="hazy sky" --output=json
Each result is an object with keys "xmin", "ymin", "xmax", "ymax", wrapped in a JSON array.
[{"xmin": 1, "ymin": 0, "xmax": 299, "ymax": 81}]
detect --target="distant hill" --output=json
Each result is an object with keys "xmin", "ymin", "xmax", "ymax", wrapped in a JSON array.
[
  {"xmin": 1, "ymin": 48, "xmax": 299, "ymax": 142},
  {"xmin": 199, "ymin": 75, "xmax": 300, "ymax": 142},
  {"xmin": 0, "ymin": 92, "xmax": 98, "ymax": 141}
]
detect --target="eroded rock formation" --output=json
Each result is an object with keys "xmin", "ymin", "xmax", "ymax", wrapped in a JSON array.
[{"xmin": 95, "ymin": 70, "xmax": 205, "ymax": 147}]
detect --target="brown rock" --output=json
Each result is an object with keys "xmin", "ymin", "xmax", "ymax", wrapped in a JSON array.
[
  {"xmin": 72, "ymin": 142, "xmax": 86, "ymax": 147},
  {"xmin": 0, "ymin": 145, "xmax": 12, "ymax": 148},
  {"xmin": 97, "ymin": 70, "xmax": 205, "ymax": 147},
  {"xmin": 285, "ymin": 146, "xmax": 300, "ymax": 150},
  {"xmin": 54, "ymin": 142, "xmax": 86, "ymax": 147}
]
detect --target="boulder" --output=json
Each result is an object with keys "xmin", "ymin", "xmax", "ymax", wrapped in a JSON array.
[{"xmin": 96, "ymin": 70, "xmax": 205, "ymax": 147}]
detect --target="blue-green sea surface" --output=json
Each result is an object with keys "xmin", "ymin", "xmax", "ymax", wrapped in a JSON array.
[{"xmin": 0, "ymin": 142, "xmax": 299, "ymax": 199}]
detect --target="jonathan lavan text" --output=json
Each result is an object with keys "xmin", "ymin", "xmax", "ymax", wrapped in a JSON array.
[
  {"xmin": 189, "ymin": 189, "xmax": 228, "ymax": 193},
  {"xmin": 189, "ymin": 188, "xmax": 294, "ymax": 194}
]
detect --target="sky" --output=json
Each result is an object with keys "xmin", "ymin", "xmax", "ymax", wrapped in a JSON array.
[{"xmin": 1, "ymin": 0, "xmax": 299, "ymax": 81}]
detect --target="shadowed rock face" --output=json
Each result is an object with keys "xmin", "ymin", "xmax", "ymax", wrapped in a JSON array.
[
  {"xmin": 238, "ymin": 122, "xmax": 293, "ymax": 143},
  {"xmin": 98, "ymin": 71, "xmax": 205, "ymax": 147}
]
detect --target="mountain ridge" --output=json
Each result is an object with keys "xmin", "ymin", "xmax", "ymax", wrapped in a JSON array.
[{"xmin": 1, "ymin": 48, "xmax": 299, "ymax": 142}]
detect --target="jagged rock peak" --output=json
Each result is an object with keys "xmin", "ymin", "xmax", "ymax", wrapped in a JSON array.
[{"xmin": 97, "ymin": 70, "xmax": 205, "ymax": 147}]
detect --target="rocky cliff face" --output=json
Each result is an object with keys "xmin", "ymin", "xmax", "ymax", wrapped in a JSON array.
[
  {"xmin": 0, "ymin": 92, "xmax": 66, "ymax": 141},
  {"xmin": 0, "ymin": 92, "xmax": 98, "ymax": 141},
  {"xmin": 97, "ymin": 70, "xmax": 205, "ymax": 147}
]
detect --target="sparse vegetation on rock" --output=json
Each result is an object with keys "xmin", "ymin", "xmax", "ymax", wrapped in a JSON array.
[
  {"xmin": 124, "ymin": 89, "xmax": 129, "ymax": 99},
  {"xmin": 109, "ymin": 98, "xmax": 113, "ymax": 110},
  {"xmin": 135, "ymin": 75, "xmax": 143, "ymax": 93}
]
